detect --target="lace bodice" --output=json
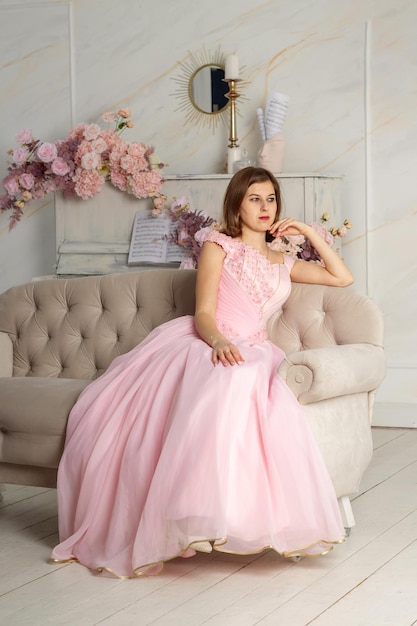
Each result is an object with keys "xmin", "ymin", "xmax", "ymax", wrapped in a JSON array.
[{"xmin": 204, "ymin": 230, "xmax": 295, "ymax": 342}]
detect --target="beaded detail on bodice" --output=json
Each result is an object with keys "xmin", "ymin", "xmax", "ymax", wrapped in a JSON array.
[{"xmin": 204, "ymin": 230, "xmax": 295, "ymax": 342}]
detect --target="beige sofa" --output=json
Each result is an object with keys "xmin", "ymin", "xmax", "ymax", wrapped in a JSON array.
[{"xmin": 0, "ymin": 269, "xmax": 386, "ymax": 530}]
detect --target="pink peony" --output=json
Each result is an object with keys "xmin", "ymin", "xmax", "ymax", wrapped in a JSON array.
[
  {"xmin": 67, "ymin": 123, "xmax": 87, "ymax": 141},
  {"xmin": 128, "ymin": 143, "xmax": 146, "ymax": 158},
  {"xmin": 37, "ymin": 142, "xmax": 58, "ymax": 163},
  {"xmin": 120, "ymin": 154, "xmax": 138, "ymax": 174},
  {"xmin": 83, "ymin": 123, "xmax": 101, "ymax": 141},
  {"xmin": 80, "ymin": 151, "xmax": 101, "ymax": 170},
  {"xmin": 109, "ymin": 168, "xmax": 128, "ymax": 191},
  {"xmin": 12, "ymin": 147, "xmax": 29, "ymax": 165},
  {"xmin": 74, "ymin": 169, "xmax": 105, "ymax": 199},
  {"xmin": 19, "ymin": 173, "xmax": 35, "ymax": 190},
  {"xmin": 15, "ymin": 128, "xmax": 33, "ymax": 144},
  {"xmin": 51, "ymin": 157, "xmax": 70, "ymax": 176},
  {"xmin": 91, "ymin": 138, "xmax": 107, "ymax": 154}
]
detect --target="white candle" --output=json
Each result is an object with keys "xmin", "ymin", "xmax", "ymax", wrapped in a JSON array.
[
  {"xmin": 227, "ymin": 147, "xmax": 241, "ymax": 174},
  {"xmin": 225, "ymin": 54, "xmax": 239, "ymax": 80}
]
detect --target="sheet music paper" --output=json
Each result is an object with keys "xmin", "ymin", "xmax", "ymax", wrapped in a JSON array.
[
  {"xmin": 263, "ymin": 92, "xmax": 289, "ymax": 139},
  {"xmin": 128, "ymin": 212, "xmax": 187, "ymax": 265}
]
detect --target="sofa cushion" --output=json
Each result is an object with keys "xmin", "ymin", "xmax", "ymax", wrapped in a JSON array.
[{"xmin": 0, "ymin": 377, "xmax": 89, "ymax": 468}]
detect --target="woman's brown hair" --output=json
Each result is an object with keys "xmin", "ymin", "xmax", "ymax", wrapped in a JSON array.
[{"xmin": 221, "ymin": 167, "xmax": 282, "ymax": 238}]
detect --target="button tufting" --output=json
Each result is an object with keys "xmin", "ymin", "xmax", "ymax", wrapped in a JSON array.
[
  {"xmin": 0, "ymin": 426, "xmax": 7, "ymax": 434},
  {"xmin": 295, "ymin": 374, "xmax": 304, "ymax": 383}
]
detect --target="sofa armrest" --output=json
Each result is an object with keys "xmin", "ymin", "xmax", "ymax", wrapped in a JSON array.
[
  {"xmin": 0, "ymin": 332, "xmax": 13, "ymax": 377},
  {"xmin": 278, "ymin": 344, "xmax": 386, "ymax": 404}
]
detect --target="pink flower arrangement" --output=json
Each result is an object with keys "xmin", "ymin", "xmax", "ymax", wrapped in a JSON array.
[
  {"xmin": 0, "ymin": 109, "xmax": 165, "ymax": 229},
  {"xmin": 155, "ymin": 196, "xmax": 219, "ymax": 268},
  {"xmin": 269, "ymin": 212, "xmax": 352, "ymax": 264}
]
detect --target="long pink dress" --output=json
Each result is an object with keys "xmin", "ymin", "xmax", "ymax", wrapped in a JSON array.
[{"xmin": 51, "ymin": 231, "xmax": 345, "ymax": 577}]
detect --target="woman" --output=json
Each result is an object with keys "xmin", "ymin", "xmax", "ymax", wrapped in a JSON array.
[{"xmin": 51, "ymin": 167, "xmax": 353, "ymax": 578}]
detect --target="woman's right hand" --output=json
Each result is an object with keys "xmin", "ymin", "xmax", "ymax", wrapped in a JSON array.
[{"xmin": 212, "ymin": 339, "xmax": 244, "ymax": 367}]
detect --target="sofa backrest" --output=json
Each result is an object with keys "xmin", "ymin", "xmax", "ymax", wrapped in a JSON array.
[
  {"xmin": 0, "ymin": 269, "xmax": 384, "ymax": 380},
  {"xmin": 0, "ymin": 270, "xmax": 196, "ymax": 380}
]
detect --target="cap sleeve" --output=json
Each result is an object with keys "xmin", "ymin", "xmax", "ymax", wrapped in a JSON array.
[{"xmin": 204, "ymin": 229, "xmax": 235, "ymax": 254}]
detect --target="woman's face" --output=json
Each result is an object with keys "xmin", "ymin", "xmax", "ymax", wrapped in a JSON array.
[{"xmin": 238, "ymin": 181, "xmax": 277, "ymax": 235}]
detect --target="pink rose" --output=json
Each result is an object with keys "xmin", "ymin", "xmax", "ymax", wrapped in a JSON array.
[
  {"xmin": 101, "ymin": 111, "xmax": 118, "ymax": 123},
  {"xmin": 4, "ymin": 176, "xmax": 19, "ymax": 195},
  {"xmin": 80, "ymin": 151, "xmax": 100, "ymax": 170},
  {"xmin": 12, "ymin": 147, "xmax": 29, "ymax": 165},
  {"xmin": 19, "ymin": 173, "xmax": 35, "ymax": 190},
  {"xmin": 15, "ymin": 129, "xmax": 33, "ymax": 144},
  {"xmin": 83, "ymin": 124, "xmax": 101, "ymax": 141},
  {"xmin": 51, "ymin": 157, "xmax": 70, "ymax": 176},
  {"xmin": 337, "ymin": 226, "xmax": 348, "ymax": 238},
  {"xmin": 37, "ymin": 142, "xmax": 58, "ymax": 163}
]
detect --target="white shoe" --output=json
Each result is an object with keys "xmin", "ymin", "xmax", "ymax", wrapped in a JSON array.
[{"xmin": 191, "ymin": 540, "xmax": 212, "ymax": 553}]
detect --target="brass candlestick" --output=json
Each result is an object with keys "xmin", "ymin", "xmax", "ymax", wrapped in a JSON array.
[{"xmin": 224, "ymin": 78, "xmax": 241, "ymax": 148}]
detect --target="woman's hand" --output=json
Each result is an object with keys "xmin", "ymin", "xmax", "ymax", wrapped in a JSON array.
[
  {"xmin": 269, "ymin": 217, "xmax": 310, "ymax": 238},
  {"xmin": 211, "ymin": 339, "xmax": 244, "ymax": 367},
  {"xmin": 269, "ymin": 216, "xmax": 354, "ymax": 287}
]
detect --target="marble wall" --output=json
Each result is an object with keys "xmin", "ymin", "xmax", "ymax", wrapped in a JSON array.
[{"xmin": 0, "ymin": 0, "xmax": 416, "ymax": 425}]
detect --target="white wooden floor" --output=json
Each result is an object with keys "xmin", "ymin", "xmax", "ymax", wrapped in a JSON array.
[{"xmin": 1, "ymin": 427, "xmax": 417, "ymax": 626}]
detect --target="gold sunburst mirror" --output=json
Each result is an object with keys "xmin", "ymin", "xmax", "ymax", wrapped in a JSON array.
[{"xmin": 172, "ymin": 47, "xmax": 230, "ymax": 131}]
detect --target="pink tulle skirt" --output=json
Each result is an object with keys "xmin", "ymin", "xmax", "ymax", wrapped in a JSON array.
[{"xmin": 51, "ymin": 316, "xmax": 345, "ymax": 577}]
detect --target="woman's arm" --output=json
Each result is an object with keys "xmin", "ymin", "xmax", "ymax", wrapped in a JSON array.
[
  {"xmin": 270, "ymin": 217, "xmax": 354, "ymax": 287},
  {"xmin": 195, "ymin": 241, "xmax": 244, "ymax": 366}
]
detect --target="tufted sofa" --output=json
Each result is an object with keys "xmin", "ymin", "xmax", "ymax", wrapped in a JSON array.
[{"xmin": 0, "ymin": 269, "xmax": 386, "ymax": 530}]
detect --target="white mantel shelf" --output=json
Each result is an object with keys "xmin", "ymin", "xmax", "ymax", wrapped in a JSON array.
[
  {"xmin": 54, "ymin": 173, "xmax": 342, "ymax": 277},
  {"xmin": 164, "ymin": 173, "xmax": 343, "ymax": 179}
]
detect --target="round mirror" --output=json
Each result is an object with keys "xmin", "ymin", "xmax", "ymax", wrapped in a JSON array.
[
  {"xmin": 172, "ymin": 48, "xmax": 233, "ymax": 130},
  {"xmin": 188, "ymin": 64, "xmax": 229, "ymax": 114}
]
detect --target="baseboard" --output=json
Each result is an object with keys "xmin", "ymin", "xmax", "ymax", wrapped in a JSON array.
[{"xmin": 373, "ymin": 402, "xmax": 417, "ymax": 428}]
